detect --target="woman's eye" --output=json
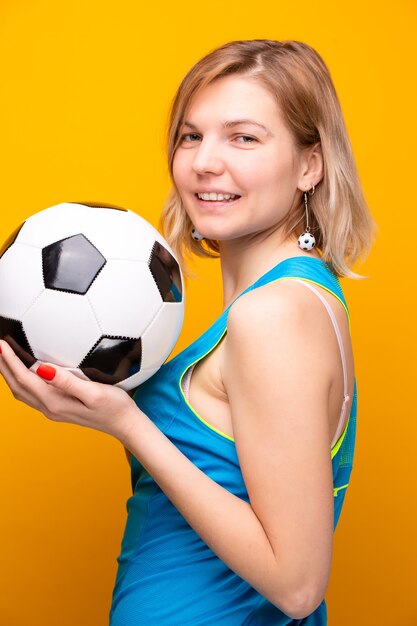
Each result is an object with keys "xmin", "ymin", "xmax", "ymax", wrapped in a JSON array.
[
  {"xmin": 179, "ymin": 133, "xmax": 258, "ymax": 145},
  {"xmin": 180, "ymin": 133, "xmax": 201, "ymax": 143},
  {"xmin": 235, "ymin": 135, "xmax": 258, "ymax": 144}
]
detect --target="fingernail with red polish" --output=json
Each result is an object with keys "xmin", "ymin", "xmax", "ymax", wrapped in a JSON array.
[
  {"xmin": 37, "ymin": 364, "xmax": 56, "ymax": 381},
  {"xmin": 0, "ymin": 344, "xmax": 2, "ymax": 354}
]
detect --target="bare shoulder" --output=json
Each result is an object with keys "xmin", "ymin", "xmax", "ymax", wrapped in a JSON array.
[
  {"xmin": 223, "ymin": 277, "xmax": 350, "ymax": 404},
  {"xmin": 227, "ymin": 279, "xmax": 338, "ymax": 356},
  {"xmin": 226, "ymin": 278, "xmax": 339, "ymax": 343},
  {"xmin": 223, "ymin": 273, "xmax": 339, "ymax": 398}
]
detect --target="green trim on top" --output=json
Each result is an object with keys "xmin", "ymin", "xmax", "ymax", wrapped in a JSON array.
[
  {"xmin": 333, "ymin": 484, "xmax": 349, "ymax": 497},
  {"xmin": 179, "ymin": 327, "xmax": 233, "ymax": 442},
  {"xmin": 330, "ymin": 414, "xmax": 351, "ymax": 459},
  {"xmin": 178, "ymin": 274, "xmax": 352, "ymax": 454}
]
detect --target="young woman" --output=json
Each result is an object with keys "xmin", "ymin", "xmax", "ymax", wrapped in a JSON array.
[{"xmin": 0, "ymin": 40, "xmax": 374, "ymax": 624}]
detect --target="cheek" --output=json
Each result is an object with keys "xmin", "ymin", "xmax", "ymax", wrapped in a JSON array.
[
  {"xmin": 171, "ymin": 152, "xmax": 187, "ymax": 188},
  {"xmin": 239, "ymin": 154, "xmax": 295, "ymax": 191},
  {"xmin": 171, "ymin": 157, "xmax": 180, "ymax": 186},
  {"xmin": 240, "ymin": 139, "xmax": 294, "ymax": 177}
]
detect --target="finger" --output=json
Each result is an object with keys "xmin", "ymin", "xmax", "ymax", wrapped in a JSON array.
[
  {"xmin": 0, "ymin": 338, "xmax": 31, "ymax": 370},
  {"xmin": 0, "ymin": 339, "xmax": 106, "ymax": 414},
  {"xmin": 0, "ymin": 342, "xmax": 45, "ymax": 410},
  {"xmin": 0, "ymin": 339, "xmax": 44, "ymax": 391},
  {"xmin": 0, "ymin": 354, "xmax": 25, "ymax": 400},
  {"xmin": 0, "ymin": 339, "xmax": 37, "ymax": 393},
  {"xmin": 35, "ymin": 358, "xmax": 106, "ymax": 410},
  {"xmin": 0, "ymin": 340, "xmax": 81, "ymax": 415}
]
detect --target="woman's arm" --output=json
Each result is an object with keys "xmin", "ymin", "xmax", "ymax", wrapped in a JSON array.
[
  {"xmin": 123, "ymin": 446, "xmax": 131, "ymax": 465},
  {"xmin": 117, "ymin": 282, "xmax": 335, "ymax": 619},
  {"xmin": 223, "ymin": 282, "xmax": 336, "ymax": 610},
  {"xmin": 123, "ymin": 389, "xmax": 136, "ymax": 465},
  {"xmin": 0, "ymin": 282, "xmax": 336, "ymax": 619}
]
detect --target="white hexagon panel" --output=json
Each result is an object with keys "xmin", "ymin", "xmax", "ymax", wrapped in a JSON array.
[
  {"xmin": 0, "ymin": 243, "xmax": 44, "ymax": 319},
  {"xmin": 23, "ymin": 290, "xmax": 101, "ymax": 367},
  {"xmin": 141, "ymin": 302, "xmax": 185, "ymax": 371},
  {"xmin": 87, "ymin": 259, "xmax": 163, "ymax": 338},
  {"xmin": 0, "ymin": 202, "xmax": 185, "ymax": 390}
]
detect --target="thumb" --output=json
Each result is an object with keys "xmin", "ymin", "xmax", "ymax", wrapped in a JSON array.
[
  {"xmin": 36, "ymin": 362, "xmax": 97, "ymax": 406},
  {"xmin": 36, "ymin": 363, "xmax": 58, "ymax": 381}
]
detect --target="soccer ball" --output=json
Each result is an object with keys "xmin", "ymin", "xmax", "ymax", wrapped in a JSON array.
[
  {"xmin": 0, "ymin": 202, "xmax": 185, "ymax": 391},
  {"xmin": 297, "ymin": 231, "xmax": 316, "ymax": 251}
]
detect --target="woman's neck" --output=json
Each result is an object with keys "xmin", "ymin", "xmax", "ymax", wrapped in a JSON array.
[{"xmin": 218, "ymin": 231, "xmax": 320, "ymax": 312}]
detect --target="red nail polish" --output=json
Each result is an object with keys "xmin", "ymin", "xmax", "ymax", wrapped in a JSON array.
[
  {"xmin": 37, "ymin": 364, "xmax": 56, "ymax": 381},
  {"xmin": 0, "ymin": 344, "xmax": 2, "ymax": 354}
]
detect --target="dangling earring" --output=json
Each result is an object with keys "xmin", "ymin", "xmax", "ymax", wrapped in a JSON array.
[
  {"xmin": 298, "ymin": 185, "xmax": 316, "ymax": 251},
  {"xmin": 191, "ymin": 225, "xmax": 205, "ymax": 241}
]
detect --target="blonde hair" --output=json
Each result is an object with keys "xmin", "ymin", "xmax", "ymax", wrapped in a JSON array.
[{"xmin": 159, "ymin": 39, "xmax": 375, "ymax": 278}]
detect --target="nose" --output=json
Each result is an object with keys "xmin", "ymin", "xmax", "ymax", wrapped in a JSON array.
[{"xmin": 192, "ymin": 138, "xmax": 225, "ymax": 176}]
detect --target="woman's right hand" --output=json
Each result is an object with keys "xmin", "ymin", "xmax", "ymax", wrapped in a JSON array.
[{"xmin": 0, "ymin": 339, "xmax": 142, "ymax": 446}]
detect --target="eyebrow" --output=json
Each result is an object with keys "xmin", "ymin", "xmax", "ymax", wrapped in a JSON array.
[{"xmin": 183, "ymin": 119, "xmax": 274, "ymax": 137}]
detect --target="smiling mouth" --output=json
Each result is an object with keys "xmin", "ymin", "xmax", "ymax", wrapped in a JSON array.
[{"xmin": 195, "ymin": 193, "xmax": 242, "ymax": 202}]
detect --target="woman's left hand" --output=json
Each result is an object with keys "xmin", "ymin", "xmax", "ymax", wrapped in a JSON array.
[{"xmin": 0, "ymin": 339, "xmax": 140, "ymax": 445}]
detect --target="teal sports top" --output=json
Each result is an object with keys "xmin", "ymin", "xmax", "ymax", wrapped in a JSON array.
[{"xmin": 109, "ymin": 256, "xmax": 357, "ymax": 625}]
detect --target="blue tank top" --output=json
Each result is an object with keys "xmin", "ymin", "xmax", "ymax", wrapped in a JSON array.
[{"xmin": 109, "ymin": 256, "xmax": 357, "ymax": 625}]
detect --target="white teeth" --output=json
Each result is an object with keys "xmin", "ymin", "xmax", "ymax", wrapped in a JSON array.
[{"xmin": 197, "ymin": 192, "xmax": 237, "ymax": 201}]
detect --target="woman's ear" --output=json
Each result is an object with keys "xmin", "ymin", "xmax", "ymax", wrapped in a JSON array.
[{"xmin": 297, "ymin": 143, "xmax": 324, "ymax": 191}]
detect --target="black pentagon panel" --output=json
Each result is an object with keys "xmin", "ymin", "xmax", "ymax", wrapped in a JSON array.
[
  {"xmin": 0, "ymin": 222, "xmax": 26, "ymax": 258},
  {"xmin": 0, "ymin": 317, "xmax": 36, "ymax": 368},
  {"xmin": 149, "ymin": 241, "xmax": 182, "ymax": 303},
  {"xmin": 42, "ymin": 233, "xmax": 106, "ymax": 294},
  {"xmin": 79, "ymin": 336, "xmax": 142, "ymax": 385},
  {"xmin": 69, "ymin": 201, "xmax": 128, "ymax": 212}
]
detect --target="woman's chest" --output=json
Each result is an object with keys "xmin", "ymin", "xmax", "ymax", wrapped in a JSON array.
[{"xmin": 184, "ymin": 335, "xmax": 234, "ymax": 440}]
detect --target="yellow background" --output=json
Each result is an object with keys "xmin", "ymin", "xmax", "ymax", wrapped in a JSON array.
[{"xmin": 0, "ymin": 1, "xmax": 415, "ymax": 624}]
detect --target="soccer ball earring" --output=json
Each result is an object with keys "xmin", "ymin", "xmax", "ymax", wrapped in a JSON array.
[
  {"xmin": 298, "ymin": 186, "xmax": 316, "ymax": 251},
  {"xmin": 191, "ymin": 226, "xmax": 205, "ymax": 241}
]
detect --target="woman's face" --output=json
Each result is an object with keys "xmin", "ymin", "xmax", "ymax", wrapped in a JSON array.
[{"xmin": 172, "ymin": 74, "xmax": 308, "ymax": 243}]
